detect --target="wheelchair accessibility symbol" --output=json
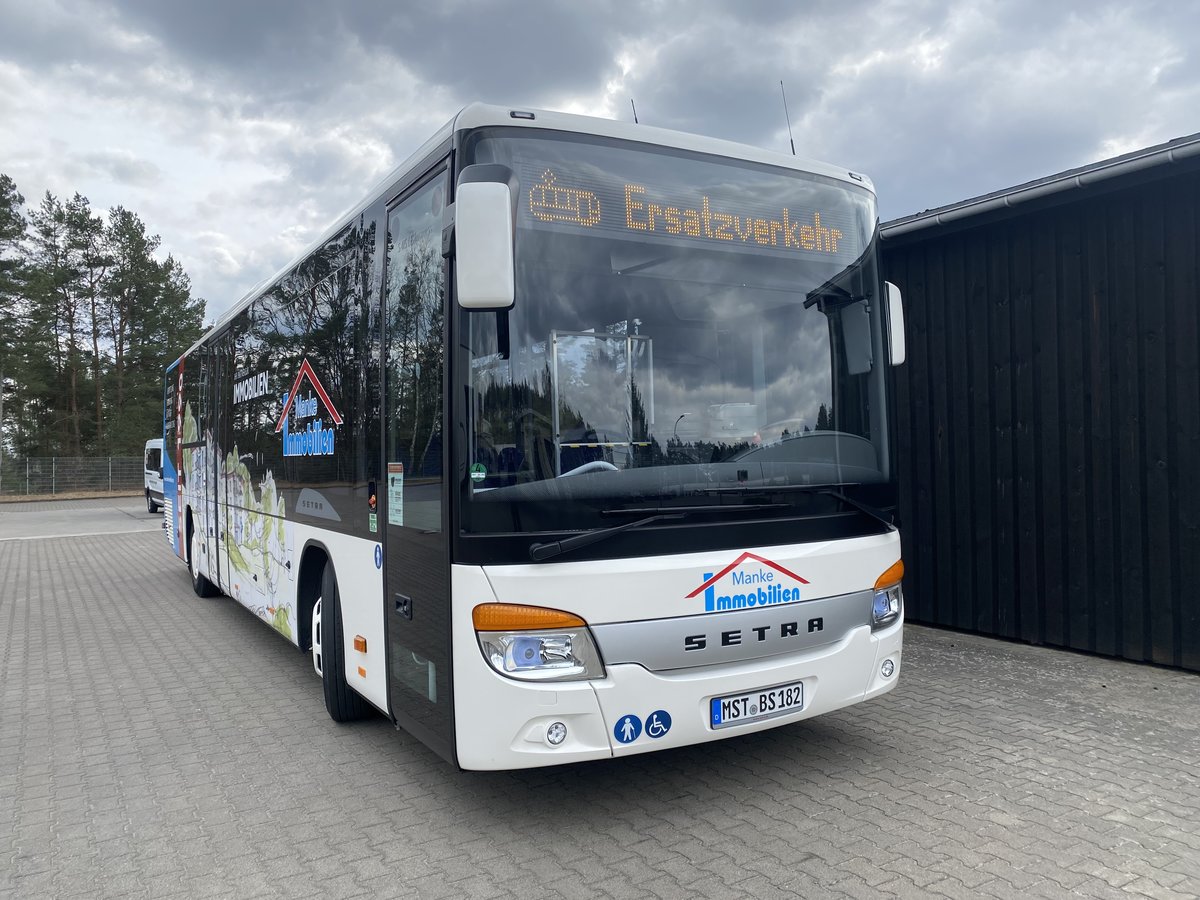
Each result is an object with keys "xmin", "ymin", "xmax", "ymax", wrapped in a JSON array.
[{"xmin": 645, "ymin": 710, "xmax": 672, "ymax": 739}]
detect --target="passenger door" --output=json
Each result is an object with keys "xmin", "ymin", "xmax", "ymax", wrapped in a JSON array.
[{"xmin": 382, "ymin": 165, "xmax": 454, "ymax": 761}]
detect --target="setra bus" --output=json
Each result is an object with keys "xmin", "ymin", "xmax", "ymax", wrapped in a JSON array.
[{"xmin": 162, "ymin": 104, "xmax": 907, "ymax": 770}]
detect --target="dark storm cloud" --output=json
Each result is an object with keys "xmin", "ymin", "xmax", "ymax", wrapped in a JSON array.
[
  {"xmin": 0, "ymin": 1, "xmax": 126, "ymax": 70},
  {"xmin": 341, "ymin": 1, "xmax": 623, "ymax": 101},
  {"xmin": 108, "ymin": 0, "xmax": 623, "ymax": 107},
  {"xmin": 108, "ymin": 0, "xmax": 348, "ymax": 101},
  {"xmin": 607, "ymin": 0, "xmax": 872, "ymax": 141}
]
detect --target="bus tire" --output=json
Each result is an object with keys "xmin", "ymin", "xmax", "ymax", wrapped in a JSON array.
[
  {"xmin": 318, "ymin": 563, "xmax": 371, "ymax": 722},
  {"xmin": 187, "ymin": 517, "xmax": 218, "ymax": 598}
]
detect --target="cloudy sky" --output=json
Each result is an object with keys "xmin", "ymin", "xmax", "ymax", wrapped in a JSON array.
[{"xmin": 2, "ymin": 0, "xmax": 1197, "ymax": 321}]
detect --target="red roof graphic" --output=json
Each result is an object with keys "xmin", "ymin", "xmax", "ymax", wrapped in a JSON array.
[
  {"xmin": 685, "ymin": 551, "xmax": 810, "ymax": 599},
  {"xmin": 274, "ymin": 358, "xmax": 344, "ymax": 433}
]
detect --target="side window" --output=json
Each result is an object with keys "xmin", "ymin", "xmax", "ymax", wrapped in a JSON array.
[
  {"xmin": 384, "ymin": 172, "xmax": 448, "ymax": 532},
  {"xmin": 163, "ymin": 370, "xmax": 177, "ymax": 451}
]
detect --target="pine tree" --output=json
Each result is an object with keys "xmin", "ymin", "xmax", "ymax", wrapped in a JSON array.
[
  {"xmin": 816, "ymin": 403, "xmax": 830, "ymax": 431},
  {"xmin": 28, "ymin": 193, "xmax": 88, "ymax": 454},
  {"xmin": 0, "ymin": 175, "xmax": 27, "ymax": 458},
  {"xmin": 11, "ymin": 185, "xmax": 207, "ymax": 457},
  {"xmin": 117, "ymin": 252, "xmax": 204, "ymax": 450},
  {"xmin": 64, "ymin": 194, "xmax": 111, "ymax": 449},
  {"xmin": 104, "ymin": 206, "xmax": 162, "ymax": 449}
]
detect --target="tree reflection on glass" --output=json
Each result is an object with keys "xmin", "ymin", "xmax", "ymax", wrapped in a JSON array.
[{"xmin": 386, "ymin": 177, "xmax": 446, "ymax": 488}]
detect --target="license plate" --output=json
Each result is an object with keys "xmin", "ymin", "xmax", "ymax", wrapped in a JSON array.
[{"xmin": 710, "ymin": 680, "xmax": 804, "ymax": 729}]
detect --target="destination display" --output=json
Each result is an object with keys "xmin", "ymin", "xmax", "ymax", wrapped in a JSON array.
[{"xmin": 518, "ymin": 161, "xmax": 862, "ymax": 263}]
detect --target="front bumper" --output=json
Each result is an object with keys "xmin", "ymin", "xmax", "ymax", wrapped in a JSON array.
[{"xmin": 453, "ymin": 615, "xmax": 902, "ymax": 771}]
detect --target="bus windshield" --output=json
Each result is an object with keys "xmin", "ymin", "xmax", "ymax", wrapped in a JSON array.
[{"xmin": 461, "ymin": 132, "xmax": 888, "ymax": 535}]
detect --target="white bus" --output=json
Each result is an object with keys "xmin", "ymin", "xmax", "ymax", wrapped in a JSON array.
[{"xmin": 162, "ymin": 104, "xmax": 907, "ymax": 770}]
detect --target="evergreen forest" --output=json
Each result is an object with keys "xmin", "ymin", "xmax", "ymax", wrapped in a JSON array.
[{"xmin": 0, "ymin": 173, "xmax": 207, "ymax": 457}]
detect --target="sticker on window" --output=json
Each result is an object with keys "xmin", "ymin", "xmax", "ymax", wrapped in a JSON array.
[{"xmin": 387, "ymin": 462, "xmax": 404, "ymax": 526}]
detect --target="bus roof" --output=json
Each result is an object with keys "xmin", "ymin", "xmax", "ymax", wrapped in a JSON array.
[
  {"xmin": 180, "ymin": 103, "xmax": 875, "ymax": 360},
  {"xmin": 452, "ymin": 104, "xmax": 873, "ymax": 188}
]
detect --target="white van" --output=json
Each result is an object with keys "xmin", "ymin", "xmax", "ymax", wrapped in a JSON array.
[{"xmin": 144, "ymin": 438, "xmax": 164, "ymax": 513}]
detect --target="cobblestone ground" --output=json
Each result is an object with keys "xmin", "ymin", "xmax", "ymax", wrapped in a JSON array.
[{"xmin": 1, "ymin": 500, "xmax": 1198, "ymax": 899}]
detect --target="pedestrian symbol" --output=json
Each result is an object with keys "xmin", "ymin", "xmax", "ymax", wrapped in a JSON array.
[
  {"xmin": 646, "ymin": 710, "xmax": 672, "ymax": 739},
  {"xmin": 614, "ymin": 714, "xmax": 642, "ymax": 744}
]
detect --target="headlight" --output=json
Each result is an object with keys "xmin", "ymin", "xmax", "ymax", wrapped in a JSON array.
[
  {"xmin": 872, "ymin": 584, "xmax": 902, "ymax": 629},
  {"xmin": 478, "ymin": 628, "xmax": 604, "ymax": 681},
  {"xmin": 872, "ymin": 560, "xmax": 904, "ymax": 630},
  {"xmin": 473, "ymin": 603, "xmax": 605, "ymax": 682}
]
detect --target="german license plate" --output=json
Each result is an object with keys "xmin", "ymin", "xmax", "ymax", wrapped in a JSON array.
[{"xmin": 710, "ymin": 680, "xmax": 804, "ymax": 729}]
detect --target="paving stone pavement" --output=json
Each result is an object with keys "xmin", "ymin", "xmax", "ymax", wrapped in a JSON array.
[{"xmin": 1, "ymin": 500, "xmax": 1198, "ymax": 899}]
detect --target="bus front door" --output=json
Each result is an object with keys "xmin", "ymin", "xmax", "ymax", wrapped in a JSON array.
[{"xmin": 382, "ymin": 167, "xmax": 454, "ymax": 763}]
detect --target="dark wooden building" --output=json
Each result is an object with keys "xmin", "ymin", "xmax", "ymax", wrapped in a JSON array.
[{"xmin": 880, "ymin": 133, "xmax": 1200, "ymax": 671}]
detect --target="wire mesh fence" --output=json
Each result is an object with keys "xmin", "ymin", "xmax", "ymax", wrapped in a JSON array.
[{"xmin": 0, "ymin": 457, "xmax": 144, "ymax": 497}]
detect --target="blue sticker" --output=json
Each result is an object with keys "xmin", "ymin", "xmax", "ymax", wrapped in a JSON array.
[
  {"xmin": 613, "ymin": 714, "xmax": 642, "ymax": 744},
  {"xmin": 374, "ymin": 544, "xmax": 382, "ymax": 569},
  {"xmin": 645, "ymin": 710, "xmax": 672, "ymax": 739}
]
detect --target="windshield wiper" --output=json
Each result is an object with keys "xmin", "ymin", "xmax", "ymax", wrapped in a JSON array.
[
  {"xmin": 529, "ymin": 512, "xmax": 685, "ymax": 561},
  {"xmin": 527, "ymin": 503, "xmax": 786, "ymax": 562},
  {"xmin": 699, "ymin": 485, "xmax": 896, "ymax": 531}
]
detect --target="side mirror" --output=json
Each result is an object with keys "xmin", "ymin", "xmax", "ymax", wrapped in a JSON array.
[
  {"xmin": 885, "ymin": 281, "xmax": 906, "ymax": 366},
  {"xmin": 454, "ymin": 180, "xmax": 515, "ymax": 309}
]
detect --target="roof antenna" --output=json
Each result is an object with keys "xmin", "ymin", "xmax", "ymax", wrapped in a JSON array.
[
  {"xmin": 780, "ymin": 80, "xmax": 796, "ymax": 155},
  {"xmin": 630, "ymin": 98, "xmax": 639, "ymax": 124}
]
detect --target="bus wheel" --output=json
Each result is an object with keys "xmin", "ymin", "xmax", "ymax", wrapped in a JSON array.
[
  {"xmin": 146, "ymin": 491, "xmax": 160, "ymax": 514},
  {"xmin": 187, "ymin": 520, "xmax": 218, "ymax": 598},
  {"xmin": 318, "ymin": 563, "xmax": 371, "ymax": 722}
]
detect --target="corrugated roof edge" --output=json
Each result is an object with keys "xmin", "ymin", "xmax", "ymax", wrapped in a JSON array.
[
  {"xmin": 179, "ymin": 103, "xmax": 874, "ymax": 363},
  {"xmin": 881, "ymin": 130, "xmax": 1200, "ymax": 241}
]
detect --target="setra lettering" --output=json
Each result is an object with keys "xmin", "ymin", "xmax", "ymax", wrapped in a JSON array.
[{"xmin": 682, "ymin": 617, "xmax": 824, "ymax": 652}]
